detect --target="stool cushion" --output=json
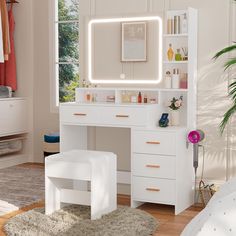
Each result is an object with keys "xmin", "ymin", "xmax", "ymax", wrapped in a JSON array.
[
  {"xmin": 45, "ymin": 150, "xmax": 116, "ymax": 181},
  {"xmin": 44, "ymin": 133, "xmax": 60, "ymax": 143}
]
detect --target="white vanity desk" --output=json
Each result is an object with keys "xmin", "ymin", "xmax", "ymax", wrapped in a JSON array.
[
  {"xmin": 60, "ymin": 92, "xmax": 194, "ymax": 215},
  {"xmin": 60, "ymin": 7, "xmax": 197, "ymax": 215}
]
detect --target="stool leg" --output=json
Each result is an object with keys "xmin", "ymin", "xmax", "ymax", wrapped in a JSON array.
[
  {"xmin": 45, "ymin": 176, "xmax": 61, "ymax": 215},
  {"xmin": 91, "ymin": 157, "xmax": 117, "ymax": 220},
  {"xmin": 109, "ymin": 157, "xmax": 117, "ymax": 212}
]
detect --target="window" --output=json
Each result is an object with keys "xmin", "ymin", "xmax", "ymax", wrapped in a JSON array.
[{"xmin": 51, "ymin": 0, "xmax": 79, "ymax": 109}]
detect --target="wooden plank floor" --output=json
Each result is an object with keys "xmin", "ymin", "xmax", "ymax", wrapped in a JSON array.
[{"xmin": 0, "ymin": 164, "xmax": 202, "ymax": 236}]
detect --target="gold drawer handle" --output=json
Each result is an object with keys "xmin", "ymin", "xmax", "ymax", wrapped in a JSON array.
[
  {"xmin": 116, "ymin": 115, "xmax": 129, "ymax": 118},
  {"xmin": 146, "ymin": 164, "xmax": 160, "ymax": 168},
  {"xmin": 73, "ymin": 113, "xmax": 87, "ymax": 116},
  {"xmin": 146, "ymin": 188, "xmax": 160, "ymax": 192},
  {"xmin": 146, "ymin": 141, "xmax": 160, "ymax": 145}
]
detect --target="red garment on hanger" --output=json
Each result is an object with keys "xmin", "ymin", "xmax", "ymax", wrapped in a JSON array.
[
  {"xmin": 0, "ymin": 6, "xmax": 17, "ymax": 91},
  {"xmin": 5, "ymin": 6, "xmax": 17, "ymax": 90}
]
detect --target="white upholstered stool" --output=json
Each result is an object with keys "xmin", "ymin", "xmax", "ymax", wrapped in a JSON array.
[{"xmin": 45, "ymin": 150, "xmax": 117, "ymax": 220}]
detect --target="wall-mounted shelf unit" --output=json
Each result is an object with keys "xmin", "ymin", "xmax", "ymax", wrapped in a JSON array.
[{"xmin": 0, "ymin": 98, "xmax": 29, "ymax": 169}]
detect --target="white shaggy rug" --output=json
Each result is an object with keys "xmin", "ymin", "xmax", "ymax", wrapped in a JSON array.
[{"xmin": 4, "ymin": 205, "xmax": 158, "ymax": 236}]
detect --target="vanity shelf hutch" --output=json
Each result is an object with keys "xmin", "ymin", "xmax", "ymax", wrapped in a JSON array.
[{"xmin": 60, "ymin": 8, "xmax": 197, "ymax": 214}]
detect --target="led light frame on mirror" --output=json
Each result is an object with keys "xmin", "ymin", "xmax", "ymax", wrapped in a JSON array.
[{"xmin": 88, "ymin": 16, "xmax": 163, "ymax": 84}]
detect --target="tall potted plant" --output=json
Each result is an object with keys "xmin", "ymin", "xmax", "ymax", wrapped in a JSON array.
[
  {"xmin": 214, "ymin": 43, "xmax": 236, "ymax": 133},
  {"xmin": 213, "ymin": 0, "xmax": 236, "ymax": 133}
]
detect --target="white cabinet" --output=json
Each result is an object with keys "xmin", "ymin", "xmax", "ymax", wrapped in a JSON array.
[{"xmin": 0, "ymin": 98, "xmax": 28, "ymax": 137}]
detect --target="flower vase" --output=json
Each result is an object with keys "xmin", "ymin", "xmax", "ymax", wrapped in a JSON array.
[{"xmin": 170, "ymin": 110, "xmax": 180, "ymax": 126}]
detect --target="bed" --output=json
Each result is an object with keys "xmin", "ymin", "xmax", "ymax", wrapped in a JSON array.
[{"xmin": 181, "ymin": 178, "xmax": 236, "ymax": 236}]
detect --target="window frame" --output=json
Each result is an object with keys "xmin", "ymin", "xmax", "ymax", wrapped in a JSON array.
[{"xmin": 49, "ymin": 0, "xmax": 79, "ymax": 113}]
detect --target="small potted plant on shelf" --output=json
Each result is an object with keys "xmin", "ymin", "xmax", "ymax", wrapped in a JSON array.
[{"xmin": 168, "ymin": 95, "xmax": 183, "ymax": 126}]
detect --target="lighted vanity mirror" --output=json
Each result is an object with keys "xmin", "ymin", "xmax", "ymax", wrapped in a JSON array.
[{"xmin": 88, "ymin": 16, "xmax": 163, "ymax": 84}]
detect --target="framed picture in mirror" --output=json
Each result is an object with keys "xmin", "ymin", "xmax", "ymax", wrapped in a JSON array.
[{"xmin": 121, "ymin": 22, "xmax": 147, "ymax": 62}]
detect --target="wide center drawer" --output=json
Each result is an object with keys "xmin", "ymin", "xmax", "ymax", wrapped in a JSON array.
[
  {"xmin": 132, "ymin": 154, "xmax": 176, "ymax": 179},
  {"xmin": 132, "ymin": 130, "xmax": 176, "ymax": 155},
  {"xmin": 60, "ymin": 105, "xmax": 100, "ymax": 125},
  {"xmin": 132, "ymin": 176, "xmax": 176, "ymax": 205}
]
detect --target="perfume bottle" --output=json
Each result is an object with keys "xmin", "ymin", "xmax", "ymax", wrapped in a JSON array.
[
  {"xmin": 167, "ymin": 44, "xmax": 174, "ymax": 61},
  {"xmin": 175, "ymin": 49, "xmax": 182, "ymax": 61}
]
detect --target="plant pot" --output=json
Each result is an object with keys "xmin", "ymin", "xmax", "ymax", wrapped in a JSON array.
[{"xmin": 170, "ymin": 110, "xmax": 180, "ymax": 126}]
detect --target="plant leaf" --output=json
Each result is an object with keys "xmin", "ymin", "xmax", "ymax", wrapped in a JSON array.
[
  {"xmin": 213, "ymin": 44, "xmax": 236, "ymax": 59},
  {"xmin": 220, "ymin": 102, "xmax": 236, "ymax": 134},
  {"xmin": 224, "ymin": 58, "xmax": 236, "ymax": 71},
  {"xmin": 229, "ymin": 81, "xmax": 236, "ymax": 88}
]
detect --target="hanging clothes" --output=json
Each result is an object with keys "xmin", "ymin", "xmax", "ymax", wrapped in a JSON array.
[
  {"xmin": 0, "ymin": 2, "xmax": 16, "ymax": 91},
  {"xmin": 0, "ymin": 0, "xmax": 10, "ymax": 60},
  {"xmin": 0, "ymin": 10, "xmax": 4, "ymax": 63},
  {"xmin": 5, "ymin": 4, "xmax": 16, "ymax": 90}
]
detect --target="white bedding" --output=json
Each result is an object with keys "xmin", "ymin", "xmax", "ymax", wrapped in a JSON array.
[{"xmin": 181, "ymin": 177, "xmax": 236, "ymax": 236}]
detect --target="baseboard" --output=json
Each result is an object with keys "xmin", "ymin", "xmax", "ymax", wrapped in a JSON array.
[{"xmin": 26, "ymin": 162, "xmax": 45, "ymax": 166}]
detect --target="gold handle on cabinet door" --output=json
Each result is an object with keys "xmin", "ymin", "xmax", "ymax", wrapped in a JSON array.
[
  {"xmin": 146, "ymin": 164, "xmax": 160, "ymax": 168},
  {"xmin": 116, "ymin": 115, "xmax": 129, "ymax": 118},
  {"xmin": 146, "ymin": 188, "xmax": 160, "ymax": 192},
  {"xmin": 146, "ymin": 141, "xmax": 160, "ymax": 145},
  {"xmin": 73, "ymin": 113, "xmax": 87, "ymax": 116}
]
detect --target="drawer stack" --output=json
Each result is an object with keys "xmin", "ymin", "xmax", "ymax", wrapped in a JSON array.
[{"xmin": 131, "ymin": 129, "xmax": 176, "ymax": 206}]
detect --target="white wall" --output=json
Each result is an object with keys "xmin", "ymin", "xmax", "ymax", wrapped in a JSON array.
[
  {"xmin": 27, "ymin": 0, "xmax": 234, "ymax": 184},
  {"xmin": 13, "ymin": 0, "xmax": 34, "ymax": 161},
  {"xmin": 32, "ymin": 0, "xmax": 59, "ymax": 162}
]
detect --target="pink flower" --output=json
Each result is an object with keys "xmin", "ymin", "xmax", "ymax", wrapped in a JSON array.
[{"xmin": 175, "ymin": 100, "xmax": 182, "ymax": 107}]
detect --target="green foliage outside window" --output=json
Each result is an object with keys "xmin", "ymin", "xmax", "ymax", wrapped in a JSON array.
[{"xmin": 58, "ymin": 0, "xmax": 79, "ymax": 103}]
